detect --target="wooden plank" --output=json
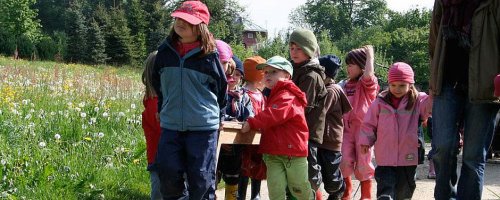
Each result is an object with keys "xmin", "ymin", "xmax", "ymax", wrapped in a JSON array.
[{"xmin": 220, "ymin": 121, "xmax": 261, "ymax": 145}]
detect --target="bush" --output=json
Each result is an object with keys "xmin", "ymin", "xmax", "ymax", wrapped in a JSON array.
[
  {"xmin": 36, "ymin": 36, "xmax": 58, "ymax": 60},
  {"xmin": 0, "ymin": 30, "xmax": 16, "ymax": 56},
  {"xmin": 17, "ymin": 35, "xmax": 36, "ymax": 59}
]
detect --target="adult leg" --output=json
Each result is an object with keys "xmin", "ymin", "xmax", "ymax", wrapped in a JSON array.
[
  {"xmin": 432, "ymin": 85, "xmax": 463, "ymax": 200},
  {"xmin": 155, "ymin": 129, "xmax": 189, "ymax": 200},
  {"xmin": 318, "ymin": 148, "xmax": 344, "ymax": 200},
  {"xmin": 185, "ymin": 130, "xmax": 218, "ymax": 200},
  {"xmin": 457, "ymin": 103, "xmax": 499, "ymax": 199},
  {"xmin": 262, "ymin": 154, "xmax": 288, "ymax": 200}
]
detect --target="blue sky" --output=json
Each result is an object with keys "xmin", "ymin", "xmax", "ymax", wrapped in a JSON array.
[{"xmin": 236, "ymin": 0, "xmax": 434, "ymax": 37}]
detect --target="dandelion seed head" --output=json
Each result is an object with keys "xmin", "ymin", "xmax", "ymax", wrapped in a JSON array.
[
  {"xmin": 39, "ymin": 141, "xmax": 46, "ymax": 148},
  {"xmin": 80, "ymin": 112, "xmax": 86, "ymax": 118},
  {"xmin": 97, "ymin": 132, "xmax": 104, "ymax": 138},
  {"xmin": 54, "ymin": 134, "xmax": 61, "ymax": 140}
]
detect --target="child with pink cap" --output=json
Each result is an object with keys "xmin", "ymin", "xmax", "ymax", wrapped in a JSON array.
[
  {"xmin": 151, "ymin": 1, "xmax": 226, "ymax": 199},
  {"xmin": 358, "ymin": 62, "xmax": 432, "ymax": 200}
]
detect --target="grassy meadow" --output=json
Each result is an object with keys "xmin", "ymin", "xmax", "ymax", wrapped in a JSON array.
[{"xmin": 0, "ymin": 56, "xmax": 151, "ymax": 199}]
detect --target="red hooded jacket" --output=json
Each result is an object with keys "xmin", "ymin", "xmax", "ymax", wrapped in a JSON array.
[
  {"xmin": 142, "ymin": 96, "xmax": 161, "ymax": 164},
  {"xmin": 247, "ymin": 80, "xmax": 309, "ymax": 157}
]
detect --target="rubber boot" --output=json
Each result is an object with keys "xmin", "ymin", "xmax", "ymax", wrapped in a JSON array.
[
  {"xmin": 250, "ymin": 179, "xmax": 261, "ymax": 200},
  {"xmin": 316, "ymin": 189, "xmax": 323, "ymax": 200},
  {"xmin": 238, "ymin": 177, "xmax": 249, "ymax": 200},
  {"xmin": 341, "ymin": 177, "xmax": 352, "ymax": 200},
  {"xmin": 360, "ymin": 180, "xmax": 372, "ymax": 200},
  {"xmin": 225, "ymin": 184, "xmax": 238, "ymax": 200}
]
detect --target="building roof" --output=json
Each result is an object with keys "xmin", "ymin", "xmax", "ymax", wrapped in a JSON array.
[{"xmin": 241, "ymin": 18, "xmax": 267, "ymax": 33}]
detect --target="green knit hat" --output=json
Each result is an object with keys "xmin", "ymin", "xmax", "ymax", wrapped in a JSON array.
[{"xmin": 289, "ymin": 28, "xmax": 319, "ymax": 58}]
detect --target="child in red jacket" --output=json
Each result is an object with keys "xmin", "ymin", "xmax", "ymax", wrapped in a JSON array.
[
  {"xmin": 241, "ymin": 56, "xmax": 313, "ymax": 200},
  {"xmin": 141, "ymin": 51, "xmax": 162, "ymax": 200}
]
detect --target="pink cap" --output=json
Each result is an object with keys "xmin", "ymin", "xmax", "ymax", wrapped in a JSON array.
[
  {"xmin": 215, "ymin": 40, "xmax": 233, "ymax": 62},
  {"xmin": 494, "ymin": 74, "xmax": 500, "ymax": 97},
  {"xmin": 171, "ymin": 1, "xmax": 210, "ymax": 25},
  {"xmin": 388, "ymin": 62, "xmax": 415, "ymax": 84}
]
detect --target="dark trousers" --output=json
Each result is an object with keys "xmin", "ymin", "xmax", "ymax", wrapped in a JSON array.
[
  {"xmin": 317, "ymin": 148, "xmax": 344, "ymax": 200},
  {"xmin": 375, "ymin": 166, "xmax": 417, "ymax": 200},
  {"xmin": 217, "ymin": 144, "xmax": 243, "ymax": 185},
  {"xmin": 154, "ymin": 129, "xmax": 218, "ymax": 200},
  {"xmin": 308, "ymin": 142, "xmax": 322, "ymax": 191}
]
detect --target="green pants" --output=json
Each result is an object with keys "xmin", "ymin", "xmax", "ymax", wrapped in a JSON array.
[{"xmin": 263, "ymin": 154, "xmax": 313, "ymax": 200}]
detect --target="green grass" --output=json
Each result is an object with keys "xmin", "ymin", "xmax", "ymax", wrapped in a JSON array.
[{"xmin": 0, "ymin": 56, "xmax": 150, "ymax": 199}]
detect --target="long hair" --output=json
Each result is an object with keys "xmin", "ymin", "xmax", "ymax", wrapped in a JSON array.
[
  {"xmin": 142, "ymin": 51, "xmax": 158, "ymax": 99},
  {"xmin": 168, "ymin": 23, "xmax": 216, "ymax": 55},
  {"xmin": 383, "ymin": 84, "xmax": 419, "ymax": 110}
]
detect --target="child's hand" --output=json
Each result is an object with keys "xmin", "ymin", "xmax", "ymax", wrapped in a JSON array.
[
  {"xmin": 360, "ymin": 145, "xmax": 370, "ymax": 154},
  {"xmin": 241, "ymin": 121, "xmax": 251, "ymax": 133},
  {"xmin": 364, "ymin": 45, "xmax": 374, "ymax": 59}
]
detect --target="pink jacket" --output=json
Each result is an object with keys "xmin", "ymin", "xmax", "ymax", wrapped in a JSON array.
[
  {"xmin": 341, "ymin": 75, "xmax": 379, "ymax": 135},
  {"xmin": 359, "ymin": 91, "xmax": 432, "ymax": 166}
]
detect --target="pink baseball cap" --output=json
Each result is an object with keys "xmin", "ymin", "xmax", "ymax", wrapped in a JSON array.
[
  {"xmin": 171, "ymin": 1, "xmax": 210, "ymax": 25},
  {"xmin": 215, "ymin": 40, "xmax": 233, "ymax": 62},
  {"xmin": 494, "ymin": 74, "xmax": 500, "ymax": 97}
]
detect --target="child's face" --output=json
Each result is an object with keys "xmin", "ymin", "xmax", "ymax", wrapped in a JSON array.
[
  {"xmin": 263, "ymin": 66, "xmax": 289, "ymax": 89},
  {"xmin": 174, "ymin": 18, "xmax": 200, "ymax": 43},
  {"xmin": 227, "ymin": 70, "xmax": 243, "ymax": 90},
  {"xmin": 346, "ymin": 63, "xmax": 363, "ymax": 80},
  {"xmin": 289, "ymin": 43, "xmax": 309, "ymax": 64},
  {"xmin": 389, "ymin": 81, "xmax": 411, "ymax": 98}
]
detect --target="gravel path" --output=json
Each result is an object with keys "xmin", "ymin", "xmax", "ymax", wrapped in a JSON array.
[{"xmin": 217, "ymin": 144, "xmax": 500, "ymax": 199}]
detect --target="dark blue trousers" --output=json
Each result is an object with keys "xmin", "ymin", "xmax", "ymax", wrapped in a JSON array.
[{"xmin": 154, "ymin": 129, "xmax": 218, "ymax": 200}]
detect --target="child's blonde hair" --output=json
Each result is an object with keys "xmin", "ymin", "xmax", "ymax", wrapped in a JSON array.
[
  {"xmin": 168, "ymin": 23, "xmax": 216, "ymax": 55},
  {"xmin": 142, "ymin": 51, "xmax": 158, "ymax": 99}
]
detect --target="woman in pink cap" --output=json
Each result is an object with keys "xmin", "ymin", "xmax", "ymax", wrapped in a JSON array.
[
  {"xmin": 151, "ymin": 1, "xmax": 227, "ymax": 199},
  {"xmin": 358, "ymin": 62, "xmax": 432, "ymax": 200}
]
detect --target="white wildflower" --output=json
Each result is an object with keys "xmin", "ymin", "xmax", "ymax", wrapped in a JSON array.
[
  {"xmin": 54, "ymin": 134, "xmax": 61, "ymax": 140},
  {"xmin": 80, "ymin": 112, "xmax": 86, "ymax": 118},
  {"xmin": 75, "ymin": 107, "xmax": 81, "ymax": 112},
  {"xmin": 94, "ymin": 107, "xmax": 99, "ymax": 112},
  {"xmin": 78, "ymin": 102, "xmax": 85, "ymax": 108},
  {"xmin": 97, "ymin": 132, "xmax": 104, "ymax": 138},
  {"xmin": 102, "ymin": 112, "xmax": 109, "ymax": 117},
  {"xmin": 130, "ymin": 103, "xmax": 136, "ymax": 109},
  {"xmin": 22, "ymin": 99, "xmax": 29, "ymax": 105},
  {"xmin": 1, "ymin": 159, "xmax": 6, "ymax": 166},
  {"xmin": 24, "ymin": 113, "xmax": 32, "ymax": 120},
  {"xmin": 50, "ymin": 111, "xmax": 56, "ymax": 116},
  {"xmin": 89, "ymin": 117, "xmax": 97, "ymax": 125},
  {"xmin": 39, "ymin": 141, "xmax": 46, "ymax": 148}
]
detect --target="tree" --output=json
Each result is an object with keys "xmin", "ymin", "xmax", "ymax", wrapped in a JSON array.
[
  {"xmin": 144, "ymin": 0, "xmax": 170, "ymax": 53},
  {"xmin": 0, "ymin": 0, "xmax": 41, "ymax": 55},
  {"xmin": 126, "ymin": 0, "xmax": 147, "ymax": 62},
  {"xmin": 105, "ymin": 8, "xmax": 133, "ymax": 66},
  {"xmin": 34, "ymin": 0, "xmax": 67, "ymax": 34},
  {"xmin": 87, "ymin": 18, "xmax": 107, "ymax": 64},
  {"xmin": 65, "ymin": 1, "xmax": 87, "ymax": 63}
]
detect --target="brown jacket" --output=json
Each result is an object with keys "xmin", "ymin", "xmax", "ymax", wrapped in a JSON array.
[
  {"xmin": 429, "ymin": 0, "xmax": 500, "ymax": 103},
  {"xmin": 292, "ymin": 59, "xmax": 328, "ymax": 144},
  {"xmin": 319, "ymin": 83, "xmax": 352, "ymax": 151}
]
